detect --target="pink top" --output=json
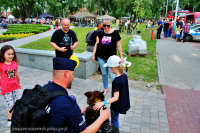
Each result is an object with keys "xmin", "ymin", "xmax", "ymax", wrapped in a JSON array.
[{"xmin": 0, "ymin": 61, "xmax": 20, "ymax": 95}]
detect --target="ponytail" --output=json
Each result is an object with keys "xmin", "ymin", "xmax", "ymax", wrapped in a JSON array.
[{"xmin": 119, "ymin": 62, "xmax": 124, "ymax": 75}]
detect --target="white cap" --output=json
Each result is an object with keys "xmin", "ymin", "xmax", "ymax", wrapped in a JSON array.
[{"xmin": 103, "ymin": 55, "xmax": 122, "ymax": 67}]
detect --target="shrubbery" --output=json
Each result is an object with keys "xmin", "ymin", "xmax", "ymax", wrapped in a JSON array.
[{"xmin": 2, "ymin": 24, "xmax": 51, "ymax": 35}]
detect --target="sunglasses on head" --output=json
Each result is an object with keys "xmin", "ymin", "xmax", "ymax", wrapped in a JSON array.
[{"xmin": 103, "ymin": 25, "xmax": 110, "ymax": 27}]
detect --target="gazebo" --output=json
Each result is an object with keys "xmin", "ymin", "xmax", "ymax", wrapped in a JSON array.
[
  {"xmin": 97, "ymin": 15, "xmax": 116, "ymax": 20},
  {"xmin": 69, "ymin": 11, "xmax": 96, "ymax": 19},
  {"xmin": 39, "ymin": 13, "xmax": 54, "ymax": 18}
]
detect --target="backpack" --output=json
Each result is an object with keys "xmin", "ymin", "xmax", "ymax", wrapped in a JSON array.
[
  {"xmin": 86, "ymin": 30, "xmax": 94, "ymax": 44},
  {"xmin": 10, "ymin": 83, "xmax": 67, "ymax": 133}
]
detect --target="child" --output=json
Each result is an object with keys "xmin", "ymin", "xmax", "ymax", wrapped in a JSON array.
[
  {"xmin": 0, "ymin": 45, "xmax": 21, "ymax": 127},
  {"xmin": 93, "ymin": 55, "xmax": 130, "ymax": 130},
  {"xmin": 176, "ymin": 25, "xmax": 182, "ymax": 42}
]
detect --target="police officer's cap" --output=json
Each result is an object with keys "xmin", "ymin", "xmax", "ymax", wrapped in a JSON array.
[{"xmin": 53, "ymin": 57, "xmax": 77, "ymax": 71}]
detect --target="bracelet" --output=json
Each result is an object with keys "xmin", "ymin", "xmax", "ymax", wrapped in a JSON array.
[{"xmin": 104, "ymin": 100, "xmax": 108, "ymax": 105}]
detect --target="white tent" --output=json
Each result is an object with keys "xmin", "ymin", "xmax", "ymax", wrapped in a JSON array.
[
  {"xmin": 97, "ymin": 15, "xmax": 116, "ymax": 20},
  {"xmin": 8, "ymin": 14, "xmax": 15, "ymax": 19}
]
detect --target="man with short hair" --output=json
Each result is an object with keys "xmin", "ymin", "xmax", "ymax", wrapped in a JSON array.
[
  {"xmin": 157, "ymin": 19, "xmax": 162, "ymax": 39},
  {"xmin": 46, "ymin": 57, "xmax": 110, "ymax": 133},
  {"xmin": 50, "ymin": 18, "xmax": 78, "ymax": 59}
]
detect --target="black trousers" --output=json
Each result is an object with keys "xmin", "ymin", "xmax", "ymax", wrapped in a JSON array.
[
  {"xmin": 183, "ymin": 32, "xmax": 188, "ymax": 42},
  {"xmin": 157, "ymin": 27, "xmax": 162, "ymax": 39}
]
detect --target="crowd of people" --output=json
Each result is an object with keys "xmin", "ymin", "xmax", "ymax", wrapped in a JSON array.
[
  {"xmin": 156, "ymin": 17, "xmax": 192, "ymax": 42},
  {"xmin": 0, "ymin": 18, "xmax": 131, "ymax": 132}
]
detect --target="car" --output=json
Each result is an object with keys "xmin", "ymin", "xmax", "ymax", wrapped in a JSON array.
[{"xmin": 186, "ymin": 24, "xmax": 200, "ymax": 41}]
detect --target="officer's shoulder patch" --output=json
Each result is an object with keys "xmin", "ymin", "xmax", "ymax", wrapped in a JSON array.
[{"xmin": 66, "ymin": 95, "xmax": 76, "ymax": 102}]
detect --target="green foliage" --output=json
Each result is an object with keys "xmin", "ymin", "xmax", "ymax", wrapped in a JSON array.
[{"xmin": 3, "ymin": 25, "xmax": 50, "ymax": 35}]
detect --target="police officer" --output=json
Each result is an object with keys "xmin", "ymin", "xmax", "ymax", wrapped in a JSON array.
[{"xmin": 46, "ymin": 57, "xmax": 109, "ymax": 133}]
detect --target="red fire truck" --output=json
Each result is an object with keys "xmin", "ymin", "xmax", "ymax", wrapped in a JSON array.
[{"xmin": 168, "ymin": 10, "xmax": 190, "ymax": 19}]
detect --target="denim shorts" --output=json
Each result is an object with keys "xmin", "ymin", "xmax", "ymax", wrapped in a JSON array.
[{"xmin": 176, "ymin": 34, "xmax": 181, "ymax": 38}]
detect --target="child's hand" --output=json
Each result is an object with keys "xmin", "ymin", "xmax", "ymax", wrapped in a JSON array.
[
  {"xmin": 81, "ymin": 107, "xmax": 87, "ymax": 114},
  {"xmin": 19, "ymin": 84, "xmax": 21, "ymax": 89},
  {"xmin": 93, "ymin": 102, "xmax": 104, "ymax": 110}
]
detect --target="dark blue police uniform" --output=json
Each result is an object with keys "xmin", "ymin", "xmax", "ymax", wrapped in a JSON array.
[
  {"xmin": 45, "ymin": 57, "xmax": 87, "ymax": 133},
  {"xmin": 46, "ymin": 82, "xmax": 87, "ymax": 133}
]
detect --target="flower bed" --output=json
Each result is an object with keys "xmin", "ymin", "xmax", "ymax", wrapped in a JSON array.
[{"xmin": 0, "ymin": 33, "xmax": 35, "ymax": 43}]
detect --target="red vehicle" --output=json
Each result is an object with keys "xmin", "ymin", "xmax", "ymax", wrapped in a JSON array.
[
  {"xmin": 185, "ymin": 12, "xmax": 200, "ymax": 25},
  {"xmin": 168, "ymin": 10, "xmax": 190, "ymax": 20}
]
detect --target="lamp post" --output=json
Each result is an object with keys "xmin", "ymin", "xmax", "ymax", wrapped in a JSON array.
[
  {"xmin": 174, "ymin": 0, "xmax": 179, "ymax": 25},
  {"xmin": 193, "ymin": 6, "xmax": 197, "ymax": 12}
]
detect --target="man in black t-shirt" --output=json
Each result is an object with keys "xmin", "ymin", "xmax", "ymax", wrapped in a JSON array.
[{"xmin": 51, "ymin": 18, "xmax": 78, "ymax": 59}]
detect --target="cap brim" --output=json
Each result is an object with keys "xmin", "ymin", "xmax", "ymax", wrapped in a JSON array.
[{"xmin": 103, "ymin": 63, "xmax": 108, "ymax": 67}]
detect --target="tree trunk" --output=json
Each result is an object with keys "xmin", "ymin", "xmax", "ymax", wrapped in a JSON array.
[{"xmin": 133, "ymin": 12, "xmax": 138, "ymax": 23}]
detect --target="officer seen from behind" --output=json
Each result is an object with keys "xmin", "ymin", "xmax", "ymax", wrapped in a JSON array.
[{"xmin": 46, "ymin": 57, "xmax": 109, "ymax": 133}]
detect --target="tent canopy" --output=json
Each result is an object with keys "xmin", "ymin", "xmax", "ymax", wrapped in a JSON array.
[
  {"xmin": 8, "ymin": 14, "xmax": 15, "ymax": 19},
  {"xmin": 69, "ymin": 11, "xmax": 96, "ymax": 18},
  {"xmin": 39, "ymin": 13, "xmax": 54, "ymax": 18},
  {"xmin": 97, "ymin": 15, "xmax": 116, "ymax": 20}
]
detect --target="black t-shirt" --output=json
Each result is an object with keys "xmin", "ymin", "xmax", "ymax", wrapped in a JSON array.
[
  {"xmin": 176, "ymin": 21, "xmax": 183, "ymax": 28},
  {"xmin": 164, "ymin": 23, "xmax": 170, "ymax": 31},
  {"xmin": 51, "ymin": 29, "xmax": 78, "ymax": 59},
  {"xmin": 97, "ymin": 30, "xmax": 121, "ymax": 60},
  {"xmin": 110, "ymin": 73, "xmax": 130, "ymax": 114}
]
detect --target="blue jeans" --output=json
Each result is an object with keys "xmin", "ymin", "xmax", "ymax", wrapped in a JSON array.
[
  {"xmin": 168, "ymin": 28, "xmax": 172, "ymax": 37},
  {"xmin": 111, "ymin": 110, "xmax": 119, "ymax": 130},
  {"xmin": 164, "ymin": 30, "xmax": 168, "ymax": 38},
  {"xmin": 98, "ymin": 57, "xmax": 115, "ymax": 89}
]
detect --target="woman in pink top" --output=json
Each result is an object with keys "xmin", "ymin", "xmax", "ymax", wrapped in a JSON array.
[{"xmin": 0, "ymin": 45, "xmax": 21, "ymax": 127}]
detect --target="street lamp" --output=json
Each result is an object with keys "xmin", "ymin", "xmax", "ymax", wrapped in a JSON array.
[{"xmin": 193, "ymin": 6, "xmax": 197, "ymax": 12}]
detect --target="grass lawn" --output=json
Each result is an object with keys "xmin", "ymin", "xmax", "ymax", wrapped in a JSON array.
[
  {"xmin": 119, "ymin": 23, "xmax": 158, "ymax": 83},
  {"xmin": 18, "ymin": 24, "xmax": 158, "ymax": 83}
]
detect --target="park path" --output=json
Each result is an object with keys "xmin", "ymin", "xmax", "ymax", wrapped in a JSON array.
[{"xmin": 157, "ymin": 37, "xmax": 200, "ymax": 133}]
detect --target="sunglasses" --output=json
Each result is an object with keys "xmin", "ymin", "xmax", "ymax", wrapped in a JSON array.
[{"xmin": 103, "ymin": 25, "xmax": 110, "ymax": 27}]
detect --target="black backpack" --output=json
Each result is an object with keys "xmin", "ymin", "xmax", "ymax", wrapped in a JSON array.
[
  {"xmin": 10, "ymin": 83, "xmax": 67, "ymax": 133},
  {"xmin": 86, "ymin": 30, "xmax": 95, "ymax": 44}
]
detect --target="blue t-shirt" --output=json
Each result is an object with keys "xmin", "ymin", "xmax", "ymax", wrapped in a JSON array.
[
  {"xmin": 157, "ymin": 20, "xmax": 162, "ymax": 28},
  {"xmin": 45, "ymin": 82, "xmax": 87, "ymax": 133},
  {"xmin": 110, "ymin": 73, "xmax": 130, "ymax": 114}
]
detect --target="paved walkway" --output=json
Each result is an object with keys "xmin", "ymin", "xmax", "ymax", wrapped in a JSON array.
[
  {"xmin": 0, "ymin": 25, "xmax": 64, "ymax": 48},
  {"xmin": 157, "ymin": 38, "xmax": 200, "ymax": 133}
]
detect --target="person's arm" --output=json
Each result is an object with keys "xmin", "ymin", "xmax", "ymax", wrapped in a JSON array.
[
  {"xmin": 117, "ymin": 40, "xmax": 124, "ymax": 63},
  {"xmin": 81, "ymin": 107, "xmax": 109, "ymax": 133},
  {"xmin": 16, "ymin": 68, "xmax": 21, "ymax": 89},
  {"xmin": 0, "ymin": 71, "xmax": 1, "ymax": 96},
  {"xmin": 50, "ymin": 42, "xmax": 68, "ymax": 52},
  {"xmin": 92, "ymin": 36, "xmax": 99, "ymax": 62},
  {"xmin": 70, "ymin": 41, "xmax": 78, "ymax": 50},
  {"xmin": 93, "ymin": 92, "xmax": 119, "ymax": 109}
]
